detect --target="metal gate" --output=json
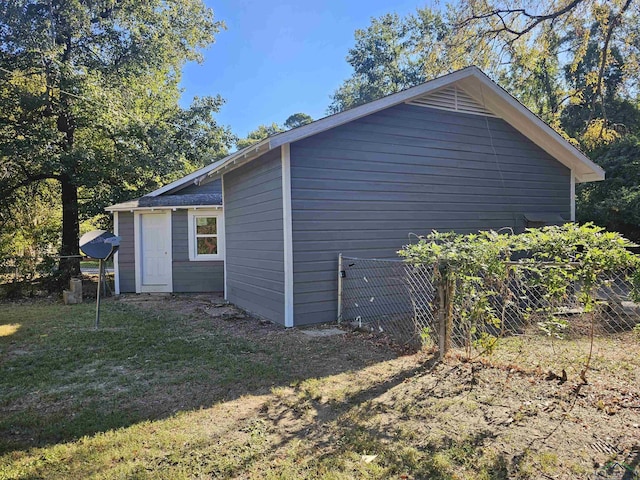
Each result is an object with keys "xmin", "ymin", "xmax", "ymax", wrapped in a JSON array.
[{"xmin": 337, "ymin": 254, "xmax": 439, "ymax": 347}]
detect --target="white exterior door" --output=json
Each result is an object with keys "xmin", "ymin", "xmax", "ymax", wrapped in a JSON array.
[{"xmin": 135, "ymin": 211, "xmax": 172, "ymax": 293}]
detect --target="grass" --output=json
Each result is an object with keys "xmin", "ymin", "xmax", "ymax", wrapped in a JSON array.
[
  {"xmin": 80, "ymin": 259, "xmax": 113, "ymax": 269},
  {"xmin": 0, "ymin": 301, "xmax": 285, "ymax": 455},
  {"xmin": 1, "ymin": 298, "xmax": 639, "ymax": 479}
]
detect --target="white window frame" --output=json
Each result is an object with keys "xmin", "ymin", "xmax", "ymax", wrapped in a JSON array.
[{"xmin": 188, "ymin": 209, "xmax": 225, "ymax": 261}]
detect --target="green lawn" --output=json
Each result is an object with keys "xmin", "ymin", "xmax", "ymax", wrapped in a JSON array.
[
  {"xmin": 0, "ymin": 299, "xmax": 404, "ymax": 479},
  {"xmin": 0, "ymin": 301, "xmax": 285, "ymax": 453},
  {"xmin": 80, "ymin": 259, "xmax": 113, "ymax": 269},
  {"xmin": 1, "ymin": 299, "xmax": 638, "ymax": 479}
]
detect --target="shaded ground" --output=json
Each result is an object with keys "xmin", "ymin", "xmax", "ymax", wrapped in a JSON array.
[
  {"xmin": 0, "ymin": 295, "xmax": 639, "ymax": 479},
  {"xmin": 0, "ymin": 271, "xmax": 114, "ymax": 300}
]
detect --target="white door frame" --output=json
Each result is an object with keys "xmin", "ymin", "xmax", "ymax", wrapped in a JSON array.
[{"xmin": 134, "ymin": 210, "xmax": 173, "ymax": 293}]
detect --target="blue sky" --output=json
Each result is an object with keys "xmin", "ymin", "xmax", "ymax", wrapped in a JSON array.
[{"xmin": 180, "ymin": 0, "xmax": 430, "ymax": 139}]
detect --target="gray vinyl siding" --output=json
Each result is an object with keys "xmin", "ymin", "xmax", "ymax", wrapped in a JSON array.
[
  {"xmin": 117, "ymin": 212, "xmax": 136, "ymax": 293},
  {"xmin": 171, "ymin": 210, "xmax": 224, "ymax": 292},
  {"xmin": 223, "ymin": 149, "xmax": 285, "ymax": 324},
  {"xmin": 171, "ymin": 177, "xmax": 221, "ymax": 195},
  {"xmin": 290, "ymin": 104, "xmax": 571, "ymax": 325}
]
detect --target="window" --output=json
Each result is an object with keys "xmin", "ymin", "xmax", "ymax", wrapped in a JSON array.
[{"xmin": 188, "ymin": 210, "xmax": 224, "ymax": 261}]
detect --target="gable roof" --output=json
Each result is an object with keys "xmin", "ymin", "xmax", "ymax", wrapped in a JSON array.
[{"xmin": 140, "ymin": 66, "xmax": 605, "ymax": 199}]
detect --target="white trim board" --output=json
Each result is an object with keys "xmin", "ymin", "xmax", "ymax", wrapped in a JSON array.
[
  {"xmin": 570, "ymin": 172, "xmax": 576, "ymax": 222},
  {"xmin": 145, "ymin": 143, "xmax": 270, "ymax": 197},
  {"xmin": 221, "ymin": 173, "xmax": 228, "ymax": 300},
  {"xmin": 134, "ymin": 211, "xmax": 141, "ymax": 292},
  {"xmin": 113, "ymin": 211, "xmax": 120, "ymax": 295},
  {"xmin": 107, "ymin": 205, "xmax": 223, "ymax": 213},
  {"xmin": 146, "ymin": 160, "xmax": 227, "ymax": 197},
  {"xmin": 134, "ymin": 210, "xmax": 173, "ymax": 293},
  {"xmin": 194, "ymin": 143, "xmax": 271, "ymax": 186},
  {"xmin": 281, "ymin": 144, "xmax": 294, "ymax": 328}
]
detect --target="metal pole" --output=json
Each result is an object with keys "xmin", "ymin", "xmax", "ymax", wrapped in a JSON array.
[
  {"xmin": 95, "ymin": 259, "xmax": 102, "ymax": 330},
  {"xmin": 102, "ymin": 266, "xmax": 107, "ymax": 297},
  {"xmin": 337, "ymin": 253, "xmax": 343, "ymax": 323}
]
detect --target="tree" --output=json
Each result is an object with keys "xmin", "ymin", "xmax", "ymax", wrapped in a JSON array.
[
  {"xmin": 284, "ymin": 112, "xmax": 313, "ymax": 129},
  {"xmin": 454, "ymin": 0, "xmax": 639, "ymax": 137},
  {"xmin": 235, "ymin": 113, "xmax": 313, "ymax": 150},
  {"xmin": 495, "ymin": 25, "xmax": 565, "ymax": 125},
  {"xmin": 235, "ymin": 123, "xmax": 284, "ymax": 150},
  {"xmin": 0, "ymin": 0, "xmax": 233, "ymax": 280},
  {"xmin": 328, "ymin": 7, "xmax": 499, "ymax": 114},
  {"xmin": 329, "ymin": 11, "xmax": 440, "ymax": 113},
  {"xmin": 0, "ymin": 181, "xmax": 61, "ymax": 282},
  {"xmin": 576, "ymin": 135, "xmax": 640, "ymax": 241}
]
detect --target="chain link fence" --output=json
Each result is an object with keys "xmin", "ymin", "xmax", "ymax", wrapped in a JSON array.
[
  {"xmin": 495, "ymin": 265, "xmax": 639, "ymax": 337},
  {"xmin": 339, "ymin": 255, "xmax": 640, "ymax": 353},
  {"xmin": 339, "ymin": 256, "xmax": 438, "ymax": 348}
]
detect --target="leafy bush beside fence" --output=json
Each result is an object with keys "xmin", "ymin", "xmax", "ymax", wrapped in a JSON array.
[{"xmin": 398, "ymin": 224, "xmax": 640, "ymax": 367}]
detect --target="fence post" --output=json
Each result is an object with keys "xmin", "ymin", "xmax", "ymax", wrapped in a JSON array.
[
  {"xmin": 337, "ymin": 253, "xmax": 343, "ymax": 323},
  {"xmin": 438, "ymin": 284, "xmax": 446, "ymax": 359},
  {"xmin": 445, "ymin": 278, "xmax": 455, "ymax": 353},
  {"xmin": 437, "ymin": 272, "xmax": 455, "ymax": 359}
]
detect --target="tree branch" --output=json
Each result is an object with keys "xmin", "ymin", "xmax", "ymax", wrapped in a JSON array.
[
  {"xmin": 0, "ymin": 173, "xmax": 62, "ymax": 200},
  {"xmin": 458, "ymin": 0, "xmax": 588, "ymax": 41}
]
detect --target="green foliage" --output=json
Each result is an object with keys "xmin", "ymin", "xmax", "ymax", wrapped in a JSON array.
[
  {"xmin": 399, "ymin": 224, "xmax": 639, "ymax": 348},
  {"xmin": 328, "ymin": 8, "xmax": 484, "ymax": 113},
  {"xmin": 497, "ymin": 26, "xmax": 564, "ymax": 125},
  {"xmin": 473, "ymin": 331, "xmax": 499, "ymax": 355},
  {"xmin": 0, "ymin": 181, "xmax": 60, "ymax": 282},
  {"xmin": 329, "ymin": 12, "xmax": 430, "ymax": 113},
  {"xmin": 284, "ymin": 112, "xmax": 313, "ymax": 130},
  {"xmin": 632, "ymin": 269, "xmax": 640, "ymax": 303},
  {"xmin": 577, "ymin": 135, "xmax": 640, "ymax": 242},
  {"xmin": 517, "ymin": 223, "xmax": 636, "ymax": 283},
  {"xmin": 536, "ymin": 317, "xmax": 569, "ymax": 339},
  {"xmin": 235, "ymin": 123, "xmax": 284, "ymax": 150},
  {"xmin": 420, "ymin": 325, "xmax": 435, "ymax": 348},
  {"xmin": 400, "ymin": 229, "xmax": 512, "ymax": 278},
  {"xmin": 0, "ymin": 0, "xmax": 233, "ymax": 277},
  {"xmin": 401, "ymin": 229, "xmax": 514, "ymax": 354},
  {"xmin": 236, "ymin": 112, "xmax": 313, "ymax": 150}
]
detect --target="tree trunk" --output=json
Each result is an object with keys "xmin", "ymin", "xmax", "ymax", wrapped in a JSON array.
[{"xmin": 59, "ymin": 175, "xmax": 80, "ymax": 278}]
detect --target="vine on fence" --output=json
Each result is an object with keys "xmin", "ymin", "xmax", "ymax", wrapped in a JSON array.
[{"xmin": 399, "ymin": 223, "xmax": 640, "ymax": 377}]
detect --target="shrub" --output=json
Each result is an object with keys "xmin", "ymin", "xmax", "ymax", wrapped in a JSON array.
[{"xmin": 399, "ymin": 224, "xmax": 640, "ymax": 358}]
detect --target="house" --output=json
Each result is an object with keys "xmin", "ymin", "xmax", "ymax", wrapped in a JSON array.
[{"xmin": 106, "ymin": 66, "xmax": 605, "ymax": 327}]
